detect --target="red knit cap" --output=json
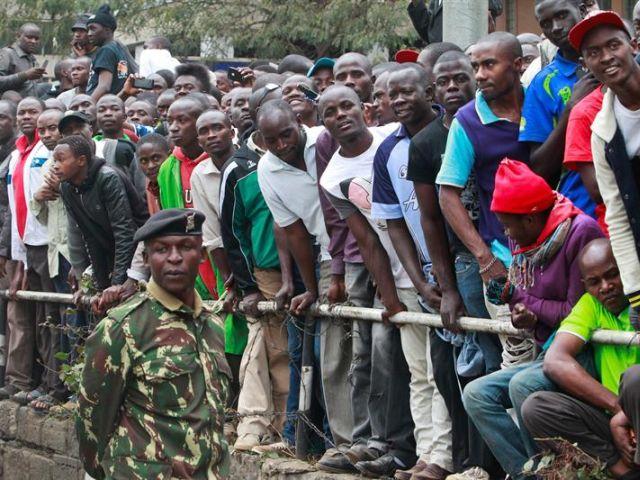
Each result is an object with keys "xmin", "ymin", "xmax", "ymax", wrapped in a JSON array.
[{"xmin": 490, "ymin": 159, "xmax": 555, "ymax": 214}]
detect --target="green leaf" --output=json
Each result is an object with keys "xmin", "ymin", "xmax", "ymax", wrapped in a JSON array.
[{"xmin": 55, "ymin": 351, "xmax": 69, "ymax": 361}]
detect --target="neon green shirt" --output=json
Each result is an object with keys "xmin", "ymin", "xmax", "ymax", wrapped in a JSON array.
[{"xmin": 557, "ymin": 293, "xmax": 640, "ymax": 395}]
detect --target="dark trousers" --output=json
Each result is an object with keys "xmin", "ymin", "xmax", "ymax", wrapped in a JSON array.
[
  {"xmin": 25, "ymin": 245, "xmax": 62, "ymax": 395},
  {"xmin": 522, "ymin": 365, "xmax": 640, "ymax": 475},
  {"xmin": 430, "ymin": 329, "xmax": 502, "ymax": 475},
  {"xmin": 620, "ymin": 365, "xmax": 640, "ymax": 466}
]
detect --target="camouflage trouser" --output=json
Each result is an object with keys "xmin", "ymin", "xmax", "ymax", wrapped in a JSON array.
[{"xmin": 236, "ymin": 269, "xmax": 289, "ymax": 440}]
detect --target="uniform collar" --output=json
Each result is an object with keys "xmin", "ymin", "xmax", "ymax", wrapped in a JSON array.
[{"xmin": 146, "ymin": 279, "xmax": 203, "ymax": 317}]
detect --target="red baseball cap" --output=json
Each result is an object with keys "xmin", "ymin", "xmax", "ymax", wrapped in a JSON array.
[
  {"xmin": 395, "ymin": 49, "xmax": 419, "ymax": 64},
  {"xmin": 568, "ymin": 10, "xmax": 627, "ymax": 51}
]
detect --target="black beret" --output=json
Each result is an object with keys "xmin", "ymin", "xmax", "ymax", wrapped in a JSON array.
[
  {"xmin": 87, "ymin": 5, "xmax": 117, "ymax": 31},
  {"xmin": 134, "ymin": 208, "xmax": 205, "ymax": 243}
]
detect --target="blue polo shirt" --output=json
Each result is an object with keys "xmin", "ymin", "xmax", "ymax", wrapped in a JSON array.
[
  {"xmin": 371, "ymin": 123, "xmax": 432, "ymax": 273},
  {"xmin": 519, "ymin": 52, "xmax": 596, "ymax": 218}
]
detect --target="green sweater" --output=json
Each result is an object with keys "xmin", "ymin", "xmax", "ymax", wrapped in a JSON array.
[{"xmin": 157, "ymin": 152, "xmax": 247, "ymax": 355}]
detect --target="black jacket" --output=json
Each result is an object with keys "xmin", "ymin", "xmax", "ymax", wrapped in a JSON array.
[
  {"xmin": 61, "ymin": 157, "xmax": 148, "ymax": 290},
  {"xmin": 408, "ymin": 0, "xmax": 502, "ymax": 44}
]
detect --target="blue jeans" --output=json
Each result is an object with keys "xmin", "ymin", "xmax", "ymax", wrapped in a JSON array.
[
  {"xmin": 282, "ymin": 315, "xmax": 329, "ymax": 447},
  {"xmin": 51, "ymin": 255, "xmax": 87, "ymax": 363},
  {"xmin": 462, "ymin": 358, "xmax": 553, "ymax": 479},
  {"xmin": 454, "ymin": 253, "xmax": 502, "ymax": 374}
]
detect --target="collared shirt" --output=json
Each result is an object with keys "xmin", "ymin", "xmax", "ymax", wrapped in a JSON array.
[
  {"xmin": 436, "ymin": 90, "xmax": 509, "ymax": 188},
  {"xmin": 29, "ymin": 158, "xmax": 71, "ymax": 278},
  {"xmin": 76, "ymin": 279, "xmax": 231, "ymax": 479},
  {"xmin": 372, "ymin": 122, "xmax": 435, "ymax": 267},
  {"xmin": 257, "ymin": 125, "xmax": 331, "ymax": 261},
  {"xmin": 436, "ymin": 90, "xmax": 529, "ymax": 255},
  {"xmin": 0, "ymin": 44, "xmax": 38, "ymax": 97},
  {"xmin": 7, "ymin": 139, "xmax": 50, "ymax": 264},
  {"xmin": 191, "ymin": 157, "xmax": 225, "ymax": 252},
  {"xmin": 519, "ymin": 51, "xmax": 596, "ymax": 218}
]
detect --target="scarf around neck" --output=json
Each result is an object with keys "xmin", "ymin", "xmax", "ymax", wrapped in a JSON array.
[{"xmin": 509, "ymin": 194, "xmax": 582, "ymax": 289}]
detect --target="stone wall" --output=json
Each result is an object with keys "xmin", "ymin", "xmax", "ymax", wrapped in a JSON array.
[
  {"xmin": 0, "ymin": 400, "xmax": 359, "ymax": 480},
  {"xmin": 0, "ymin": 400, "xmax": 83, "ymax": 480}
]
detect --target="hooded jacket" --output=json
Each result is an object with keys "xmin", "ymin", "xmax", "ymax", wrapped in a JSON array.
[{"xmin": 61, "ymin": 157, "xmax": 148, "ymax": 289}]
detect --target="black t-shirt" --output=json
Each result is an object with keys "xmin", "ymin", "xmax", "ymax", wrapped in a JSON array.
[
  {"xmin": 407, "ymin": 116, "xmax": 479, "ymax": 256},
  {"xmin": 86, "ymin": 41, "xmax": 130, "ymax": 95}
]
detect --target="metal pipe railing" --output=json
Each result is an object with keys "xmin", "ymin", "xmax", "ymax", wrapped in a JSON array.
[{"xmin": 1, "ymin": 289, "xmax": 639, "ymax": 347}]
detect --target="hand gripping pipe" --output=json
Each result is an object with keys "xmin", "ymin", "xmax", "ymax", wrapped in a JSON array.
[{"xmin": 1, "ymin": 290, "xmax": 639, "ymax": 347}]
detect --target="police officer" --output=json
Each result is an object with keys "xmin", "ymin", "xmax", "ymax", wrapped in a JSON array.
[{"xmin": 76, "ymin": 208, "xmax": 232, "ymax": 479}]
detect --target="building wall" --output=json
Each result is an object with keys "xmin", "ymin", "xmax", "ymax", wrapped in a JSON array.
[{"xmin": 495, "ymin": 0, "xmax": 631, "ymax": 36}]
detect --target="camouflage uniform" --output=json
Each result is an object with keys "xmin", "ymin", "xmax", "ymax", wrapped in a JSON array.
[{"xmin": 76, "ymin": 279, "xmax": 231, "ymax": 479}]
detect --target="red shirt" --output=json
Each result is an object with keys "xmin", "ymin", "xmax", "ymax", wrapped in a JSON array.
[
  {"xmin": 564, "ymin": 86, "xmax": 608, "ymax": 234},
  {"xmin": 172, "ymin": 147, "xmax": 208, "ymax": 208}
]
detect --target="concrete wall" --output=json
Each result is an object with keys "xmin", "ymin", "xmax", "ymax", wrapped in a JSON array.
[{"xmin": 0, "ymin": 399, "xmax": 359, "ymax": 480}]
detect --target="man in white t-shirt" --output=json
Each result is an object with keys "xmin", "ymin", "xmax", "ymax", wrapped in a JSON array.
[
  {"xmin": 319, "ymin": 85, "xmax": 418, "ymax": 478},
  {"xmin": 572, "ymin": 11, "xmax": 640, "ymax": 321}
]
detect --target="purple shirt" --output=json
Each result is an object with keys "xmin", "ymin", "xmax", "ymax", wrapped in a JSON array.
[
  {"xmin": 315, "ymin": 129, "xmax": 362, "ymax": 274},
  {"xmin": 509, "ymin": 214, "xmax": 605, "ymax": 344}
]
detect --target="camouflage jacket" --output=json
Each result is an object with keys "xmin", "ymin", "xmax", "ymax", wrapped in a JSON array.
[{"xmin": 76, "ymin": 280, "xmax": 231, "ymax": 479}]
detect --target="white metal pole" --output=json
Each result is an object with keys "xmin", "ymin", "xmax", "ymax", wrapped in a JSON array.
[{"xmin": 2, "ymin": 290, "xmax": 638, "ymax": 347}]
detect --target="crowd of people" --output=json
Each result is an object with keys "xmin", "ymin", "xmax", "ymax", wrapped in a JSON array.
[{"xmin": 0, "ymin": 0, "xmax": 639, "ymax": 479}]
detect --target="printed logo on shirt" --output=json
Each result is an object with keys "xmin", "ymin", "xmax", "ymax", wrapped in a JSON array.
[
  {"xmin": 403, "ymin": 189, "xmax": 419, "ymax": 213},
  {"xmin": 398, "ymin": 164, "xmax": 408, "ymax": 179},
  {"xmin": 30, "ymin": 157, "xmax": 47, "ymax": 168},
  {"xmin": 117, "ymin": 60, "xmax": 129, "ymax": 79}
]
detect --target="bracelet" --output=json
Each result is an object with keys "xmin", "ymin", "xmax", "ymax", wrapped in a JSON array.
[{"xmin": 478, "ymin": 256, "xmax": 498, "ymax": 275}]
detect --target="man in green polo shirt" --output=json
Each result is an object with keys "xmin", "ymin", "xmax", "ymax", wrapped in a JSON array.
[{"xmin": 521, "ymin": 238, "xmax": 640, "ymax": 479}]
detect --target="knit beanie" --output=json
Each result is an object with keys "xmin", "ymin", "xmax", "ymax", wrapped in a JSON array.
[
  {"xmin": 490, "ymin": 158, "xmax": 555, "ymax": 214},
  {"xmin": 87, "ymin": 5, "xmax": 117, "ymax": 31}
]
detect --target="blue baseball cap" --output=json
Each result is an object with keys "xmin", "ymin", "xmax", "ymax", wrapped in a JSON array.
[{"xmin": 307, "ymin": 57, "xmax": 335, "ymax": 78}]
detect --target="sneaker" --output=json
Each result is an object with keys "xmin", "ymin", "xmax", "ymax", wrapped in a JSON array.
[
  {"xmin": 233, "ymin": 433, "xmax": 263, "ymax": 452},
  {"xmin": 445, "ymin": 467, "xmax": 491, "ymax": 480},
  {"xmin": 317, "ymin": 448, "xmax": 358, "ymax": 474},
  {"xmin": 251, "ymin": 441, "xmax": 293, "ymax": 456}
]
